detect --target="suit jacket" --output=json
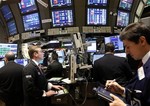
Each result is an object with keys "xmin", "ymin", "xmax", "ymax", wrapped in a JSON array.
[
  {"xmin": 93, "ymin": 54, "xmax": 133, "ymax": 85},
  {"xmin": 23, "ymin": 60, "xmax": 48, "ymax": 106},
  {"xmin": 0, "ymin": 61, "xmax": 24, "ymax": 106},
  {"xmin": 125, "ymin": 57, "xmax": 150, "ymax": 106},
  {"xmin": 45, "ymin": 60, "xmax": 63, "ymax": 79}
]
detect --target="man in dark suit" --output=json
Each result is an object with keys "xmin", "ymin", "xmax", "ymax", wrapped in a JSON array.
[
  {"xmin": 22, "ymin": 45, "xmax": 64, "ymax": 106},
  {"xmin": 45, "ymin": 51, "xmax": 63, "ymax": 79},
  {"xmin": 93, "ymin": 43, "xmax": 133, "ymax": 86},
  {"xmin": 0, "ymin": 51, "xmax": 24, "ymax": 106},
  {"xmin": 105, "ymin": 22, "xmax": 150, "ymax": 106}
]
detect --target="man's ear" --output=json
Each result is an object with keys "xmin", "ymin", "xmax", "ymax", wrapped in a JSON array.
[{"xmin": 139, "ymin": 36, "xmax": 146, "ymax": 46}]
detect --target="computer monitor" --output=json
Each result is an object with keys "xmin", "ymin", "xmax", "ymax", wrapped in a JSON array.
[
  {"xmin": 0, "ymin": 43, "xmax": 18, "ymax": 59},
  {"xmin": 50, "ymin": 0, "xmax": 72, "ymax": 7},
  {"xmin": 51, "ymin": 9, "xmax": 74, "ymax": 27},
  {"xmin": 104, "ymin": 35, "xmax": 124, "ymax": 52},
  {"xmin": 92, "ymin": 54, "xmax": 104, "ymax": 64},
  {"xmin": 62, "ymin": 41, "xmax": 73, "ymax": 49},
  {"xmin": 14, "ymin": 59, "xmax": 28, "ymax": 66},
  {"xmin": 119, "ymin": 0, "xmax": 133, "ymax": 11},
  {"xmin": 7, "ymin": 20, "xmax": 17, "ymax": 36},
  {"xmin": 87, "ymin": 8, "xmax": 107, "ymax": 25},
  {"xmin": 116, "ymin": 10, "xmax": 129, "ymax": 27},
  {"xmin": 114, "ymin": 53, "xmax": 126, "ymax": 58},
  {"xmin": 18, "ymin": 0, "xmax": 38, "ymax": 14},
  {"xmin": 87, "ymin": 0, "xmax": 107, "ymax": 6},
  {"xmin": 22, "ymin": 12, "xmax": 41, "ymax": 31},
  {"xmin": 86, "ymin": 38, "xmax": 97, "ymax": 53},
  {"xmin": 0, "ymin": 5, "xmax": 13, "ymax": 21},
  {"xmin": 0, "ymin": 60, "xmax": 5, "ymax": 68}
]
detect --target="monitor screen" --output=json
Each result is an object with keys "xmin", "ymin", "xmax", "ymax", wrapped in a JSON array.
[
  {"xmin": 86, "ymin": 38, "xmax": 97, "ymax": 52},
  {"xmin": 104, "ymin": 35, "xmax": 124, "ymax": 52},
  {"xmin": 119, "ymin": 0, "xmax": 133, "ymax": 11},
  {"xmin": 19, "ymin": 0, "xmax": 37, "ymax": 14},
  {"xmin": 7, "ymin": 20, "xmax": 17, "ymax": 36},
  {"xmin": 87, "ymin": 8, "xmax": 107, "ymax": 25},
  {"xmin": 0, "ymin": 60, "xmax": 5, "ymax": 68},
  {"xmin": 114, "ymin": 53, "xmax": 126, "ymax": 58},
  {"xmin": 56, "ymin": 49, "xmax": 65, "ymax": 57},
  {"xmin": 93, "ymin": 54, "xmax": 104, "ymax": 64},
  {"xmin": 51, "ymin": 9, "xmax": 74, "ymax": 27},
  {"xmin": 0, "ymin": 43, "xmax": 18, "ymax": 58},
  {"xmin": 62, "ymin": 41, "xmax": 73, "ymax": 48},
  {"xmin": 14, "ymin": 59, "xmax": 28, "ymax": 66},
  {"xmin": 22, "ymin": 12, "xmax": 41, "ymax": 31},
  {"xmin": 88, "ymin": 0, "xmax": 107, "ymax": 6},
  {"xmin": 117, "ymin": 10, "xmax": 129, "ymax": 27},
  {"xmin": 0, "ymin": 5, "xmax": 13, "ymax": 21},
  {"xmin": 50, "ymin": 0, "xmax": 72, "ymax": 7}
]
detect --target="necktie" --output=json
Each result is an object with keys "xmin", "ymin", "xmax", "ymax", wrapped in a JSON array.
[{"xmin": 38, "ymin": 64, "xmax": 43, "ymax": 74}]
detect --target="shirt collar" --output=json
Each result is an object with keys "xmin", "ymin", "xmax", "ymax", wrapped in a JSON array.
[
  {"xmin": 32, "ymin": 59, "xmax": 39, "ymax": 66},
  {"xmin": 142, "ymin": 51, "xmax": 150, "ymax": 65}
]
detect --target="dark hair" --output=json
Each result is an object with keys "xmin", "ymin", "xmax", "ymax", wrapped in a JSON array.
[
  {"xmin": 5, "ymin": 51, "xmax": 15, "ymax": 61},
  {"xmin": 51, "ymin": 51, "xmax": 58, "ymax": 61},
  {"xmin": 105, "ymin": 43, "xmax": 115, "ymax": 53},
  {"xmin": 120, "ymin": 22, "xmax": 150, "ymax": 44},
  {"xmin": 28, "ymin": 45, "xmax": 41, "ymax": 59}
]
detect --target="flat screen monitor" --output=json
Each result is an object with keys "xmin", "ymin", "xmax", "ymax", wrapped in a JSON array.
[
  {"xmin": 62, "ymin": 41, "xmax": 73, "ymax": 48},
  {"xmin": 0, "ymin": 43, "xmax": 18, "ymax": 58},
  {"xmin": 86, "ymin": 38, "xmax": 97, "ymax": 52},
  {"xmin": 7, "ymin": 20, "xmax": 17, "ymax": 36},
  {"xmin": 50, "ymin": 0, "xmax": 72, "ymax": 7},
  {"xmin": 56, "ymin": 49, "xmax": 65, "ymax": 57},
  {"xmin": 119, "ymin": 0, "xmax": 133, "ymax": 11},
  {"xmin": 18, "ymin": 0, "xmax": 37, "ymax": 14},
  {"xmin": 87, "ymin": 8, "xmax": 107, "ymax": 25},
  {"xmin": 22, "ymin": 12, "xmax": 41, "ymax": 31},
  {"xmin": 14, "ymin": 59, "xmax": 28, "ymax": 66},
  {"xmin": 93, "ymin": 54, "xmax": 104, "ymax": 64},
  {"xmin": 117, "ymin": 10, "xmax": 129, "ymax": 27},
  {"xmin": 88, "ymin": 0, "xmax": 107, "ymax": 6},
  {"xmin": 114, "ymin": 53, "xmax": 126, "ymax": 58},
  {"xmin": 0, "ymin": 5, "xmax": 13, "ymax": 21},
  {"xmin": 0, "ymin": 60, "xmax": 5, "ymax": 68},
  {"xmin": 104, "ymin": 35, "xmax": 124, "ymax": 52},
  {"xmin": 51, "ymin": 9, "xmax": 74, "ymax": 27}
]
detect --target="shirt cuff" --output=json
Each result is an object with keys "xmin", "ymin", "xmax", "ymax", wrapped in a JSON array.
[
  {"xmin": 48, "ymin": 82, "xmax": 53, "ymax": 90},
  {"xmin": 42, "ymin": 90, "xmax": 46, "ymax": 97}
]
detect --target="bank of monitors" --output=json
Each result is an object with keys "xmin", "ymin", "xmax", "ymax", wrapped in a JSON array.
[
  {"xmin": 18, "ymin": 0, "xmax": 38, "ymax": 14},
  {"xmin": 0, "ymin": 60, "xmax": 5, "ymax": 68},
  {"xmin": 119, "ymin": 0, "xmax": 134, "ymax": 11},
  {"xmin": 14, "ymin": 59, "xmax": 28, "ymax": 66},
  {"xmin": 0, "ymin": 43, "xmax": 18, "ymax": 59},
  {"xmin": 87, "ymin": 8, "xmax": 107, "ymax": 25},
  {"xmin": 88, "ymin": 0, "xmax": 107, "ymax": 6},
  {"xmin": 0, "ymin": 5, "xmax": 13, "ymax": 21},
  {"xmin": 51, "ymin": 9, "xmax": 74, "ymax": 27},
  {"xmin": 104, "ymin": 35, "xmax": 124, "ymax": 52},
  {"xmin": 22, "ymin": 12, "xmax": 41, "ymax": 31},
  {"xmin": 50, "ymin": 0, "xmax": 72, "ymax": 7},
  {"xmin": 116, "ymin": 10, "xmax": 129, "ymax": 27},
  {"xmin": 7, "ymin": 20, "xmax": 17, "ymax": 36},
  {"xmin": 86, "ymin": 38, "xmax": 97, "ymax": 53}
]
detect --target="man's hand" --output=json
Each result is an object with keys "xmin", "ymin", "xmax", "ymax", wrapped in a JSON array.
[
  {"xmin": 52, "ymin": 85, "xmax": 64, "ymax": 90},
  {"xmin": 109, "ymin": 94, "xmax": 126, "ymax": 106},
  {"xmin": 45, "ymin": 90, "xmax": 57, "ymax": 97}
]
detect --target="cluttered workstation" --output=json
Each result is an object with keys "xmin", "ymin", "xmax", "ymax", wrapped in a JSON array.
[{"xmin": 0, "ymin": 0, "xmax": 150, "ymax": 106}]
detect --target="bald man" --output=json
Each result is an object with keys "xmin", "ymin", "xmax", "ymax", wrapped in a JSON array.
[{"xmin": 0, "ymin": 51, "xmax": 24, "ymax": 106}]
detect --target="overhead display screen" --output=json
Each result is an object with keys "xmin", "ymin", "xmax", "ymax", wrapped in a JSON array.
[
  {"xmin": 88, "ymin": 0, "xmax": 107, "ymax": 6},
  {"xmin": 87, "ymin": 8, "xmax": 107, "ymax": 25},
  {"xmin": 22, "ymin": 12, "xmax": 41, "ymax": 31},
  {"xmin": 52, "ymin": 9, "xmax": 74, "ymax": 27},
  {"xmin": 0, "ymin": 5, "xmax": 13, "ymax": 21},
  {"xmin": 0, "ymin": 43, "xmax": 18, "ymax": 58},
  {"xmin": 117, "ymin": 10, "xmax": 129, "ymax": 27},
  {"xmin": 50, "ymin": 0, "xmax": 72, "ymax": 7},
  {"xmin": 119, "ymin": 0, "xmax": 133, "ymax": 11},
  {"xmin": 7, "ymin": 20, "xmax": 17, "ymax": 36},
  {"xmin": 19, "ymin": 0, "xmax": 37, "ymax": 14}
]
